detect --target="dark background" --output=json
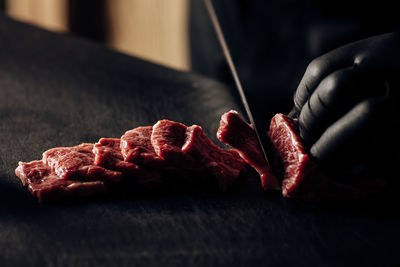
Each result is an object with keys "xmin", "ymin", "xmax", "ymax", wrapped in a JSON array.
[
  {"xmin": 191, "ymin": 0, "xmax": 400, "ymax": 134},
  {"xmin": 1, "ymin": 1, "xmax": 400, "ymax": 266}
]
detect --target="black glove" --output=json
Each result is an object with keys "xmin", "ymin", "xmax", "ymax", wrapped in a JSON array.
[{"xmin": 288, "ymin": 32, "xmax": 400, "ymax": 180}]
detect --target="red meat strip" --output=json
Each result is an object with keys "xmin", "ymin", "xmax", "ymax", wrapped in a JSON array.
[
  {"xmin": 182, "ymin": 125, "xmax": 246, "ymax": 191},
  {"xmin": 151, "ymin": 120, "xmax": 188, "ymax": 161},
  {"xmin": 217, "ymin": 110, "xmax": 280, "ymax": 190},
  {"xmin": 151, "ymin": 120, "xmax": 246, "ymax": 190},
  {"xmin": 93, "ymin": 138, "xmax": 162, "ymax": 189},
  {"xmin": 151, "ymin": 120, "xmax": 211, "ymax": 188},
  {"xmin": 15, "ymin": 160, "xmax": 107, "ymax": 203},
  {"xmin": 268, "ymin": 114, "xmax": 315, "ymax": 197},
  {"xmin": 151, "ymin": 120, "xmax": 204, "ymax": 170},
  {"xmin": 16, "ymin": 118, "xmax": 248, "ymax": 203},
  {"xmin": 151, "ymin": 120, "xmax": 246, "ymax": 191},
  {"xmin": 268, "ymin": 113, "xmax": 386, "ymax": 200},
  {"xmin": 94, "ymin": 138, "xmax": 142, "ymax": 173},
  {"xmin": 120, "ymin": 126, "xmax": 163, "ymax": 167},
  {"xmin": 43, "ymin": 143, "xmax": 122, "ymax": 183}
]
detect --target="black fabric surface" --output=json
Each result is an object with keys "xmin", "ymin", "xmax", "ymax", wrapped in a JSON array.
[{"xmin": 0, "ymin": 15, "xmax": 399, "ymax": 267}]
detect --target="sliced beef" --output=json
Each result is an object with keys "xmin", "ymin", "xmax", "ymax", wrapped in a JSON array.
[
  {"xmin": 94, "ymin": 138, "xmax": 142, "ymax": 173},
  {"xmin": 151, "ymin": 120, "xmax": 246, "ymax": 191},
  {"xmin": 151, "ymin": 120, "xmax": 187, "ymax": 161},
  {"xmin": 217, "ymin": 110, "xmax": 280, "ymax": 190},
  {"xmin": 216, "ymin": 110, "xmax": 385, "ymax": 200},
  {"xmin": 43, "ymin": 143, "xmax": 122, "ymax": 183},
  {"xmin": 151, "ymin": 120, "xmax": 210, "ymax": 188},
  {"xmin": 151, "ymin": 120, "xmax": 206, "ymax": 170},
  {"xmin": 15, "ymin": 160, "xmax": 107, "ymax": 203},
  {"xmin": 268, "ymin": 113, "xmax": 386, "ymax": 200},
  {"xmin": 93, "ymin": 138, "xmax": 163, "ymax": 189},
  {"xmin": 16, "ymin": 118, "xmax": 247, "ymax": 203},
  {"xmin": 120, "ymin": 125, "xmax": 192, "ymax": 188},
  {"xmin": 120, "ymin": 126, "xmax": 163, "ymax": 167},
  {"xmin": 268, "ymin": 114, "xmax": 316, "ymax": 197},
  {"xmin": 182, "ymin": 125, "xmax": 246, "ymax": 191},
  {"xmin": 150, "ymin": 120, "xmax": 223, "ymax": 189}
]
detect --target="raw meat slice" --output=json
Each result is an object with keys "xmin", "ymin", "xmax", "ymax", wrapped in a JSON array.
[
  {"xmin": 182, "ymin": 125, "xmax": 246, "ymax": 191},
  {"xmin": 151, "ymin": 120, "xmax": 214, "ymax": 188},
  {"xmin": 120, "ymin": 126, "xmax": 185, "ymax": 189},
  {"xmin": 268, "ymin": 114, "xmax": 314, "ymax": 197},
  {"xmin": 15, "ymin": 160, "xmax": 107, "ymax": 203},
  {"xmin": 94, "ymin": 138, "xmax": 142, "ymax": 173},
  {"xmin": 93, "ymin": 138, "xmax": 163, "ymax": 189},
  {"xmin": 151, "ymin": 120, "xmax": 187, "ymax": 161},
  {"xmin": 43, "ymin": 143, "xmax": 122, "ymax": 183},
  {"xmin": 120, "ymin": 126, "xmax": 163, "ymax": 167},
  {"xmin": 16, "ymin": 117, "xmax": 248, "ymax": 203},
  {"xmin": 151, "ymin": 120, "xmax": 204, "ymax": 170},
  {"xmin": 217, "ymin": 110, "xmax": 280, "ymax": 190},
  {"xmin": 268, "ymin": 113, "xmax": 386, "ymax": 200}
]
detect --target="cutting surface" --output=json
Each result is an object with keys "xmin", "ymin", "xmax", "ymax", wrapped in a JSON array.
[{"xmin": 0, "ymin": 15, "xmax": 399, "ymax": 267}]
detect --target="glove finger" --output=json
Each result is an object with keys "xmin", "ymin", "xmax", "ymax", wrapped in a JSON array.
[
  {"xmin": 290, "ymin": 44, "xmax": 359, "ymax": 118},
  {"xmin": 309, "ymin": 88, "xmax": 391, "ymax": 178},
  {"xmin": 298, "ymin": 67, "xmax": 387, "ymax": 146}
]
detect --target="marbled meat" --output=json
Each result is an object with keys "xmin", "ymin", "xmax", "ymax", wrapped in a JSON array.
[
  {"xmin": 217, "ymin": 110, "xmax": 279, "ymax": 190},
  {"xmin": 268, "ymin": 113, "xmax": 386, "ymax": 200},
  {"xmin": 217, "ymin": 110, "xmax": 386, "ymax": 200},
  {"xmin": 183, "ymin": 125, "xmax": 246, "ymax": 191},
  {"xmin": 15, "ymin": 119, "xmax": 247, "ymax": 202},
  {"xmin": 15, "ymin": 160, "xmax": 107, "ymax": 203},
  {"xmin": 43, "ymin": 143, "xmax": 122, "ymax": 182}
]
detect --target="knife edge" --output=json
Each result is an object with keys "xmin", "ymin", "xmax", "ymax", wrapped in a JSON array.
[{"xmin": 204, "ymin": 0, "xmax": 271, "ymax": 166}]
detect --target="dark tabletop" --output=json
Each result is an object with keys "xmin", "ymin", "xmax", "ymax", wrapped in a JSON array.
[{"xmin": 0, "ymin": 15, "xmax": 399, "ymax": 267}]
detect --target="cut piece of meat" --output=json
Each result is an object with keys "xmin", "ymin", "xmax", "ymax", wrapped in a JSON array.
[
  {"xmin": 94, "ymin": 138, "xmax": 142, "ymax": 173},
  {"xmin": 217, "ymin": 110, "xmax": 280, "ymax": 190},
  {"xmin": 43, "ymin": 143, "xmax": 122, "ymax": 183},
  {"xmin": 15, "ymin": 160, "xmax": 107, "ymax": 203},
  {"xmin": 268, "ymin": 114, "xmax": 314, "ymax": 197},
  {"xmin": 15, "ymin": 117, "xmax": 248, "ymax": 203},
  {"xmin": 93, "ymin": 138, "xmax": 163, "ymax": 189},
  {"xmin": 151, "ymin": 120, "xmax": 204, "ymax": 170},
  {"xmin": 268, "ymin": 113, "xmax": 386, "ymax": 200},
  {"xmin": 182, "ymin": 125, "xmax": 246, "ymax": 191},
  {"xmin": 120, "ymin": 126, "xmax": 163, "ymax": 167},
  {"xmin": 151, "ymin": 120, "xmax": 213, "ymax": 188},
  {"xmin": 151, "ymin": 120, "xmax": 187, "ymax": 161}
]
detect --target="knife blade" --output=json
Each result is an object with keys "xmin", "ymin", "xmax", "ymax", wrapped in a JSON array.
[{"xmin": 204, "ymin": 0, "xmax": 270, "ymax": 165}]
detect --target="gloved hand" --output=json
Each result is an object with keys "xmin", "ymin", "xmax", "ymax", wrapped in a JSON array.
[{"xmin": 288, "ymin": 32, "xmax": 400, "ymax": 180}]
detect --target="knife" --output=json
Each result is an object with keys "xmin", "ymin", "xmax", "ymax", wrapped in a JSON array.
[{"xmin": 204, "ymin": 0, "xmax": 271, "ymax": 165}]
